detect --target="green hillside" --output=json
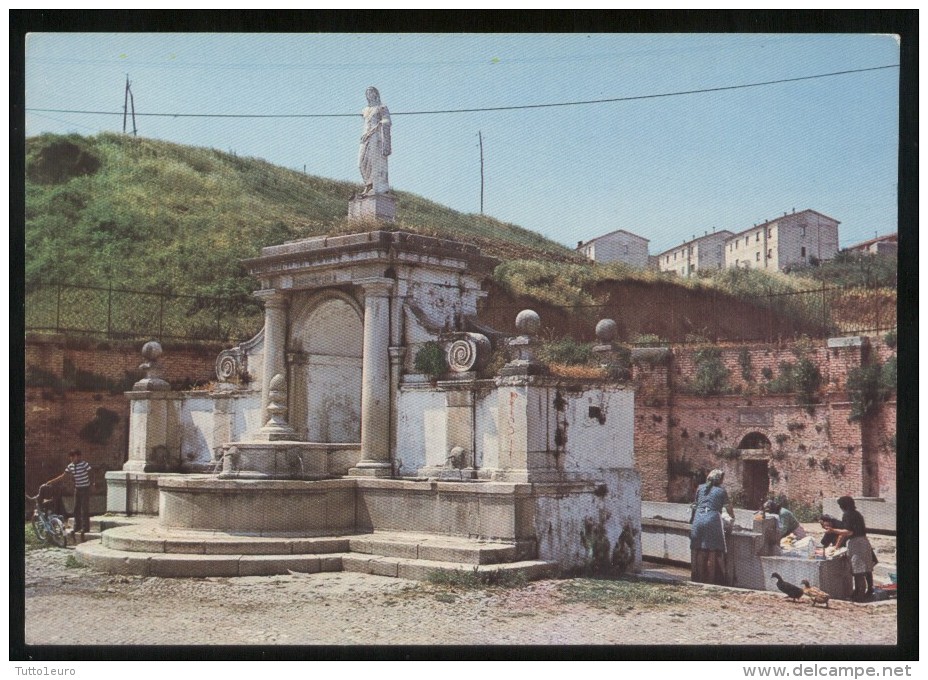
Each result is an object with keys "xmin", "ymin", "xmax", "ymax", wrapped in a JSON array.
[
  {"xmin": 25, "ymin": 132, "xmax": 579, "ymax": 300},
  {"xmin": 25, "ymin": 133, "xmax": 894, "ymax": 345}
]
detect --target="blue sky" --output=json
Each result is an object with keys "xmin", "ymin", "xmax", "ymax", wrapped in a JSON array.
[{"xmin": 25, "ymin": 33, "xmax": 900, "ymax": 254}]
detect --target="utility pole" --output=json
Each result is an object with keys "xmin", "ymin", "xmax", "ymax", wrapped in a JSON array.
[
  {"xmin": 478, "ymin": 131, "xmax": 484, "ymax": 215},
  {"xmin": 123, "ymin": 75, "xmax": 130, "ymax": 134},
  {"xmin": 123, "ymin": 75, "xmax": 137, "ymax": 136}
]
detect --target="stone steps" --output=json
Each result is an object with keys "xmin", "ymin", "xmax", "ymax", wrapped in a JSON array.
[{"xmin": 75, "ymin": 521, "xmax": 554, "ymax": 581}]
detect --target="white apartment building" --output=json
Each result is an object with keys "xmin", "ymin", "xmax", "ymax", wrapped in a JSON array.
[
  {"xmin": 725, "ymin": 209, "xmax": 840, "ymax": 272},
  {"xmin": 658, "ymin": 230, "xmax": 734, "ymax": 277},
  {"xmin": 577, "ymin": 229, "xmax": 650, "ymax": 268}
]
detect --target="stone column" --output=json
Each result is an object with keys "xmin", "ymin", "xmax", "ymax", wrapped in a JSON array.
[
  {"xmin": 254, "ymin": 289, "xmax": 288, "ymax": 431},
  {"xmin": 350, "ymin": 277, "xmax": 394, "ymax": 477},
  {"xmin": 388, "ymin": 346, "xmax": 407, "ymax": 471}
]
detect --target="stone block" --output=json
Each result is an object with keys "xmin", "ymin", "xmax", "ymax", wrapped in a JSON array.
[
  {"xmin": 396, "ymin": 560, "xmax": 439, "ymax": 581},
  {"xmin": 367, "ymin": 539, "xmax": 419, "ymax": 560},
  {"xmin": 239, "ymin": 555, "xmax": 320, "ymax": 577},
  {"xmin": 760, "ymin": 554, "xmax": 852, "ymax": 599},
  {"xmin": 189, "ymin": 493, "xmax": 228, "ymax": 530},
  {"xmin": 289, "ymin": 537, "xmax": 351, "ymax": 555},
  {"xmin": 827, "ymin": 336, "xmax": 867, "ymax": 349},
  {"xmin": 224, "ymin": 492, "xmax": 265, "ymax": 533},
  {"xmin": 478, "ymin": 497, "xmax": 516, "ymax": 540},
  {"xmin": 348, "ymin": 537, "xmax": 374, "ymax": 554},
  {"xmin": 325, "ymin": 490, "xmax": 356, "ymax": 532},
  {"xmin": 369, "ymin": 558, "xmax": 399, "ymax": 577},
  {"xmin": 437, "ymin": 493, "xmax": 480, "ymax": 536},
  {"xmin": 76, "ymin": 543, "xmax": 151, "ymax": 577},
  {"xmin": 319, "ymin": 555, "xmax": 344, "ymax": 572},
  {"xmin": 265, "ymin": 493, "xmax": 325, "ymax": 533},
  {"xmin": 104, "ymin": 533, "xmax": 165, "ymax": 554},
  {"xmin": 165, "ymin": 539, "xmax": 206, "ymax": 554},
  {"xmin": 159, "ymin": 492, "xmax": 196, "ymax": 529},
  {"xmin": 149, "ymin": 554, "xmax": 240, "ymax": 578},
  {"xmin": 341, "ymin": 554, "xmax": 375, "ymax": 574},
  {"xmin": 204, "ymin": 539, "xmax": 279, "ymax": 556}
]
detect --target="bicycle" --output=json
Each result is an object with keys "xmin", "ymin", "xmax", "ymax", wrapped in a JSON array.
[{"xmin": 26, "ymin": 484, "xmax": 68, "ymax": 548}]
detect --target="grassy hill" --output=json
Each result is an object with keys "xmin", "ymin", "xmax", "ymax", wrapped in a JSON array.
[
  {"xmin": 25, "ymin": 132, "xmax": 895, "ymax": 345},
  {"xmin": 25, "ymin": 132, "xmax": 579, "ymax": 299}
]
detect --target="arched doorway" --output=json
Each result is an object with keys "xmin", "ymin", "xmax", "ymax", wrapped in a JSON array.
[
  {"xmin": 288, "ymin": 292, "xmax": 363, "ymax": 443},
  {"xmin": 738, "ymin": 432, "xmax": 771, "ymax": 509}
]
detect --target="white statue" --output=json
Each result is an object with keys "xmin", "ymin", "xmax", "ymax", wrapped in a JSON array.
[{"xmin": 358, "ymin": 86, "xmax": 392, "ymax": 195}]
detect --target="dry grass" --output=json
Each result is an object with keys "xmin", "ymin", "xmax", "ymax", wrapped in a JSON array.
[{"xmin": 546, "ymin": 363, "xmax": 606, "ymax": 380}]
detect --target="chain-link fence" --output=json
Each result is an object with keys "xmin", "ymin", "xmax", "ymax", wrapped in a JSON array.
[
  {"xmin": 25, "ymin": 281, "xmax": 895, "ymax": 346},
  {"xmin": 26, "ymin": 283, "xmax": 264, "ymax": 343}
]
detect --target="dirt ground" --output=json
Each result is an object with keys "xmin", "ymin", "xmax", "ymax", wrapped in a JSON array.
[{"xmin": 22, "ymin": 544, "xmax": 897, "ymax": 649}]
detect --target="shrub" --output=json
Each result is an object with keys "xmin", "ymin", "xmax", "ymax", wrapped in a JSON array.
[
  {"xmin": 689, "ymin": 347, "xmax": 730, "ymax": 396},
  {"xmin": 414, "ymin": 341, "xmax": 447, "ymax": 379},
  {"xmin": 538, "ymin": 337, "xmax": 594, "ymax": 366},
  {"xmin": 883, "ymin": 329, "xmax": 897, "ymax": 349},
  {"xmin": 767, "ymin": 358, "xmax": 821, "ymax": 411},
  {"xmin": 847, "ymin": 361, "xmax": 893, "ymax": 421}
]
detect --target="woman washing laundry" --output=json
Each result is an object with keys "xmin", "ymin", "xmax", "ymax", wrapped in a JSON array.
[
  {"xmin": 828, "ymin": 496, "xmax": 877, "ymax": 602},
  {"xmin": 690, "ymin": 469, "xmax": 734, "ymax": 585}
]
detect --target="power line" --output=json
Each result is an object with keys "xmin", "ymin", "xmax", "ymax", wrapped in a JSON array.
[{"xmin": 26, "ymin": 64, "xmax": 898, "ymax": 121}]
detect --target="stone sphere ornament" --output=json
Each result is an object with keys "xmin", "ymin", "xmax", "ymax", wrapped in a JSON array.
[
  {"xmin": 515, "ymin": 309, "xmax": 541, "ymax": 337},
  {"xmin": 141, "ymin": 341, "xmax": 163, "ymax": 361},
  {"xmin": 595, "ymin": 319, "xmax": 619, "ymax": 343}
]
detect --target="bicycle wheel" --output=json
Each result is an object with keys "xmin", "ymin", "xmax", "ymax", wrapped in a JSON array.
[
  {"xmin": 32, "ymin": 515, "xmax": 49, "ymax": 543},
  {"xmin": 49, "ymin": 517, "xmax": 68, "ymax": 548}
]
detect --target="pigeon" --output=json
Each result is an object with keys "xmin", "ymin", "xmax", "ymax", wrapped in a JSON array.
[
  {"xmin": 800, "ymin": 579, "xmax": 830, "ymax": 608},
  {"xmin": 771, "ymin": 572, "xmax": 804, "ymax": 602}
]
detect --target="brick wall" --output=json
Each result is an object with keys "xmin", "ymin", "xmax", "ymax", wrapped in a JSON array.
[
  {"xmin": 24, "ymin": 335, "xmax": 226, "ymax": 511},
  {"xmin": 635, "ymin": 334, "xmax": 895, "ymax": 507}
]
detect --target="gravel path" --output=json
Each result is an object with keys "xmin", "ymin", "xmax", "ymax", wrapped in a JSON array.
[{"xmin": 23, "ymin": 545, "xmax": 897, "ymax": 647}]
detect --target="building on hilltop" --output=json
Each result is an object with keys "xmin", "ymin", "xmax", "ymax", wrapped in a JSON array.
[
  {"xmin": 847, "ymin": 232, "xmax": 897, "ymax": 258},
  {"xmin": 657, "ymin": 230, "xmax": 734, "ymax": 278},
  {"xmin": 577, "ymin": 229, "xmax": 649, "ymax": 267},
  {"xmin": 725, "ymin": 209, "xmax": 840, "ymax": 272}
]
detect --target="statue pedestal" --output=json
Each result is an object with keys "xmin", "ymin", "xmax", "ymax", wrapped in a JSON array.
[{"xmin": 348, "ymin": 193, "xmax": 396, "ymax": 222}]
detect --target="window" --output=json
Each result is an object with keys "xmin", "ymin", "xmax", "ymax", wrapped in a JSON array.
[
  {"xmin": 624, "ymin": 245, "xmax": 629, "ymax": 255},
  {"xmin": 756, "ymin": 232, "xmax": 761, "ymax": 242},
  {"xmin": 801, "ymin": 247, "xmax": 806, "ymax": 258},
  {"xmin": 756, "ymin": 252, "xmax": 760, "ymax": 262},
  {"xmin": 767, "ymin": 249, "xmax": 772, "ymax": 259},
  {"xmin": 768, "ymin": 229, "xmax": 772, "ymax": 238},
  {"xmin": 800, "ymin": 226, "xmax": 806, "ymax": 238}
]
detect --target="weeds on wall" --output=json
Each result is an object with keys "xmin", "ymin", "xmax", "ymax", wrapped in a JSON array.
[
  {"xmin": 883, "ymin": 329, "xmax": 897, "ymax": 349},
  {"xmin": 687, "ymin": 347, "xmax": 731, "ymax": 396},
  {"xmin": 538, "ymin": 336, "xmax": 594, "ymax": 366},
  {"xmin": 846, "ymin": 359, "xmax": 896, "ymax": 422},
  {"xmin": 738, "ymin": 347, "xmax": 754, "ymax": 382},
  {"xmin": 413, "ymin": 341, "xmax": 448, "ymax": 380},
  {"xmin": 765, "ymin": 357, "xmax": 822, "ymax": 413}
]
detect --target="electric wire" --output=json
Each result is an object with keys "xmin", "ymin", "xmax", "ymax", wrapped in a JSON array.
[{"xmin": 26, "ymin": 64, "xmax": 899, "ymax": 120}]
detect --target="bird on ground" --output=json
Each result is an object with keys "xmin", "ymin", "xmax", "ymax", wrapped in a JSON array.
[
  {"xmin": 800, "ymin": 579, "xmax": 831, "ymax": 608},
  {"xmin": 771, "ymin": 572, "xmax": 804, "ymax": 602}
]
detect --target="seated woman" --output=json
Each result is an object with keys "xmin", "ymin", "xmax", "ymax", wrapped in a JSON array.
[{"xmin": 764, "ymin": 500, "xmax": 807, "ymax": 540}]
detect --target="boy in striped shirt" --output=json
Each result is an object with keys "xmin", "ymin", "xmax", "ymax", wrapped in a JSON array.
[{"xmin": 48, "ymin": 448, "xmax": 93, "ymax": 543}]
